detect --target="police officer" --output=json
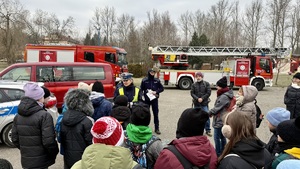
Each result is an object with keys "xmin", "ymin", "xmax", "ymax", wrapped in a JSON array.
[
  {"xmin": 141, "ymin": 68, "xmax": 164, "ymax": 134},
  {"xmin": 114, "ymin": 73, "xmax": 143, "ymax": 104}
]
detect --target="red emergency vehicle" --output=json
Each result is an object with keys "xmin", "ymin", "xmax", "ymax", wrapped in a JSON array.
[
  {"xmin": 24, "ymin": 44, "xmax": 128, "ymax": 82},
  {"xmin": 150, "ymin": 46, "xmax": 290, "ymax": 91}
]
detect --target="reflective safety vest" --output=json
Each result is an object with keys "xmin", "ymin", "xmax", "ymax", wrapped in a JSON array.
[{"xmin": 119, "ymin": 87, "xmax": 139, "ymax": 102}]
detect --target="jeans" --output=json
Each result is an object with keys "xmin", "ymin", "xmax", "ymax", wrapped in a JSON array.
[
  {"xmin": 200, "ymin": 106, "xmax": 211, "ymax": 132},
  {"xmin": 214, "ymin": 127, "xmax": 227, "ymax": 157}
]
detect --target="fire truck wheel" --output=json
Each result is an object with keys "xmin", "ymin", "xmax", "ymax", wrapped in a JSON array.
[
  {"xmin": 251, "ymin": 79, "xmax": 264, "ymax": 91},
  {"xmin": 179, "ymin": 77, "xmax": 192, "ymax": 90}
]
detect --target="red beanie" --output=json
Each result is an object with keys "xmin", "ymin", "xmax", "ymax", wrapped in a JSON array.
[{"xmin": 91, "ymin": 117, "xmax": 124, "ymax": 146}]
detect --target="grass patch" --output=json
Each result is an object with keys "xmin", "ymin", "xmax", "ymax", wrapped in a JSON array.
[{"xmin": 273, "ymin": 74, "xmax": 292, "ymax": 87}]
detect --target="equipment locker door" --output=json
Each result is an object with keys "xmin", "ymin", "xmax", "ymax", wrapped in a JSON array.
[{"xmin": 234, "ymin": 59, "xmax": 250, "ymax": 86}]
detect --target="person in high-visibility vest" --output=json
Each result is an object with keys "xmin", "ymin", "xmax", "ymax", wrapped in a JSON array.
[{"xmin": 114, "ymin": 72, "xmax": 143, "ymax": 104}]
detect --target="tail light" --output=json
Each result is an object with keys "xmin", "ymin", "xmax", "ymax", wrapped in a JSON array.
[{"xmin": 45, "ymin": 95, "xmax": 57, "ymax": 108}]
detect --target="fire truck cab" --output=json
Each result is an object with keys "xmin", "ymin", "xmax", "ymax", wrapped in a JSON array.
[
  {"xmin": 150, "ymin": 46, "xmax": 290, "ymax": 91},
  {"xmin": 24, "ymin": 44, "xmax": 128, "ymax": 82}
]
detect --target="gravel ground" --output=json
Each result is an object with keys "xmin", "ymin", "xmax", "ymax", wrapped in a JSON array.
[{"xmin": 0, "ymin": 86, "xmax": 287, "ymax": 168}]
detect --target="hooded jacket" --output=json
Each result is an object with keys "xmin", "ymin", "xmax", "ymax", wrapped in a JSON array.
[
  {"xmin": 191, "ymin": 80, "xmax": 211, "ymax": 107},
  {"xmin": 218, "ymin": 139, "xmax": 273, "ymax": 169},
  {"xmin": 90, "ymin": 91, "xmax": 112, "ymax": 121},
  {"xmin": 71, "ymin": 144, "xmax": 143, "ymax": 169},
  {"xmin": 61, "ymin": 89, "xmax": 94, "ymax": 169},
  {"xmin": 284, "ymin": 83, "xmax": 300, "ymax": 118},
  {"xmin": 154, "ymin": 136, "xmax": 217, "ymax": 169},
  {"xmin": 236, "ymin": 86, "xmax": 258, "ymax": 129},
  {"xmin": 141, "ymin": 70, "xmax": 164, "ymax": 102},
  {"xmin": 272, "ymin": 147, "xmax": 300, "ymax": 168},
  {"xmin": 209, "ymin": 90, "xmax": 234, "ymax": 128},
  {"xmin": 12, "ymin": 97, "xmax": 59, "ymax": 169},
  {"xmin": 111, "ymin": 105, "xmax": 131, "ymax": 130}
]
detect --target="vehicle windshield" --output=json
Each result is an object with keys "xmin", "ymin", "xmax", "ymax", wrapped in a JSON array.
[{"xmin": 117, "ymin": 52, "xmax": 128, "ymax": 66}]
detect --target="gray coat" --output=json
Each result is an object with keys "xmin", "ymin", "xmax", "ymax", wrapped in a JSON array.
[
  {"xmin": 209, "ymin": 90, "xmax": 234, "ymax": 128},
  {"xmin": 236, "ymin": 86, "xmax": 258, "ymax": 129}
]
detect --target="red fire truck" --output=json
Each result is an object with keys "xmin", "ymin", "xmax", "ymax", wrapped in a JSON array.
[
  {"xmin": 24, "ymin": 44, "xmax": 128, "ymax": 82},
  {"xmin": 150, "ymin": 46, "xmax": 290, "ymax": 91}
]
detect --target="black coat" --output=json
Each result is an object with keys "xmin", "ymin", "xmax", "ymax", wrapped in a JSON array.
[
  {"xmin": 218, "ymin": 139, "xmax": 273, "ymax": 169},
  {"xmin": 61, "ymin": 109, "xmax": 93, "ymax": 169},
  {"xmin": 12, "ymin": 97, "xmax": 59, "ymax": 169},
  {"xmin": 266, "ymin": 131, "xmax": 280, "ymax": 156},
  {"xmin": 140, "ymin": 72, "xmax": 164, "ymax": 102},
  {"xmin": 190, "ymin": 80, "xmax": 211, "ymax": 107},
  {"xmin": 284, "ymin": 85, "xmax": 300, "ymax": 118}
]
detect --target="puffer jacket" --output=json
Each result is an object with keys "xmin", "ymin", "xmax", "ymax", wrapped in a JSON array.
[
  {"xmin": 61, "ymin": 109, "xmax": 93, "ymax": 169},
  {"xmin": 284, "ymin": 83, "xmax": 300, "ymax": 118},
  {"xmin": 71, "ymin": 144, "xmax": 143, "ymax": 169},
  {"xmin": 140, "ymin": 70, "xmax": 164, "ymax": 102},
  {"xmin": 90, "ymin": 91, "xmax": 112, "ymax": 121},
  {"xmin": 154, "ymin": 136, "xmax": 217, "ymax": 169},
  {"xmin": 236, "ymin": 86, "xmax": 258, "ymax": 129},
  {"xmin": 218, "ymin": 139, "xmax": 273, "ymax": 169},
  {"xmin": 209, "ymin": 90, "xmax": 234, "ymax": 128},
  {"xmin": 190, "ymin": 80, "xmax": 211, "ymax": 107},
  {"xmin": 12, "ymin": 97, "xmax": 59, "ymax": 169}
]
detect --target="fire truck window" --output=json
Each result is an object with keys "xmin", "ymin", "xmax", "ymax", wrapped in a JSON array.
[
  {"xmin": 84, "ymin": 52, "xmax": 95, "ymax": 62},
  {"xmin": 1, "ymin": 67, "xmax": 31, "ymax": 81},
  {"xmin": 259, "ymin": 58, "xmax": 271, "ymax": 73},
  {"xmin": 37, "ymin": 67, "xmax": 54, "ymax": 82},
  {"xmin": 73, "ymin": 67, "xmax": 105, "ymax": 81},
  {"xmin": 105, "ymin": 53, "xmax": 116, "ymax": 63}
]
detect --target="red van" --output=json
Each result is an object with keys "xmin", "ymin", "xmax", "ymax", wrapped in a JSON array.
[{"xmin": 0, "ymin": 62, "xmax": 115, "ymax": 108}]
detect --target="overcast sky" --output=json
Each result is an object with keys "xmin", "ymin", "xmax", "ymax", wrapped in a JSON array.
[{"xmin": 19, "ymin": 0, "xmax": 250, "ymax": 36}]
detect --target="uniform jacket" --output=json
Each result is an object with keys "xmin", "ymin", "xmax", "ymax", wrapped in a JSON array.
[
  {"xmin": 61, "ymin": 109, "xmax": 93, "ymax": 168},
  {"xmin": 154, "ymin": 136, "xmax": 217, "ymax": 169},
  {"xmin": 90, "ymin": 91, "xmax": 112, "ymax": 121},
  {"xmin": 284, "ymin": 83, "xmax": 300, "ymax": 118},
  {"xmin": 236, "ymin": 86, "xmax": 258, "ymax": 129},
  {"xmin": 209, "ymin": 89, "xmax": 234, "ymax": 128},
  {"xmin": 71, "ymin": 144, "xmax": 143, "ymax": 169},
  {"xmin": 218, "ymin": 139, "xmax": 273, "ymax": 169},
  {"xmin": 12, "ymin": 97, "xmax": 59, "ymax": 169},
  {"xmin": 190, "ymin": 80, "xmax": 211, "ymax": 107},
  {"xmin": 114, "ymin": 83, "xmax": 143, "ymax": 102},
  {"xmin": 141, "ymin": 71, "xmax": 164, "ymax": 102}
]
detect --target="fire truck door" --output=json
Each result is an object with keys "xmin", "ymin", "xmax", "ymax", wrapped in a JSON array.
[
  {"xmin": 234, "ymin": 59, "xmax": 250, "ymax": 86},
  {"xmin": 39, "ymin": 51, "xmax": 57, "ymax": 62}
]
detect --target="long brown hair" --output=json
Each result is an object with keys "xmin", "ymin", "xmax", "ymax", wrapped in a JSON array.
[{"xmin": 218, "ymin": 110, "xmax": 258, "ymax": 162}]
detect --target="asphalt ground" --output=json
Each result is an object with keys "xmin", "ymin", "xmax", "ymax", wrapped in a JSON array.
[{"xmin": 0, "ymin": 86, "xmax": 286, "ymax": 168}]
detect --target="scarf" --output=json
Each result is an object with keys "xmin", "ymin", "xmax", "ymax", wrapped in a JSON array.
[
  {"xmin": 126, "ymin": 123, "xmax": 152, "ymax": 144},
  {"xmin": 285, "ymin": 147, "xmax": 300, "ymax": 159},
  {"xmin": 217, "ymin": 87, "xmax": 230, "ymax": 96}
]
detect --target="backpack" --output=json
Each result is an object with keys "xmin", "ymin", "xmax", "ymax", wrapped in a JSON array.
[
  {"xmin": 125, "ymin": 133, "xmax": 160, "ymax": 169},
  {"xmin": 226, "ymin": 96, "xmax": 237, "ymax": 112},
  {"xmin": 165, "ymin": 145, "xmax": 209, "ymax": 169},
  {"xmin": 254, "ymin": 99, "xmax": 264, "ymax": 128}
]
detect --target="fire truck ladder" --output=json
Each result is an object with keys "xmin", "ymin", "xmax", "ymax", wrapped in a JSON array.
[{"xmin": 151, "ymin": 46, "xmax": 291, "ymax": 58}]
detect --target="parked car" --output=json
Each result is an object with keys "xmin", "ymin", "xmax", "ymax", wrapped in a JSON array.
[
  {"xmin": 0, "ymin": 62, "xmax": 115, "ymax": 108},
  {"xmin": 0, "ymin": 81, "xmax": 58, "ymax": 147}
]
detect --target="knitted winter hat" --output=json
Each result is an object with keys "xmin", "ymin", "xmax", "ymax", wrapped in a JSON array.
[
  {"xmin": 217, "ymin": 76, "xmax": 228, "ymax": 88},
  {"xmin": 266, "ymin": 107, "xmax": 290, "ymax": 126},
  {"xmin": 131, "ymin": 103, "xmax": 151, "ymax": 126},
  {"xmin": 92, "ymin": 81, "xmax": 104, "ymax": 93},
  {"xmin": 277, "ymin": 159, "xmax": 300, "ymax": 169},
  {"xmin": 42, "ymin": 86, "xmax": 51, "ymax": 99},
  {"xmin": 0, "ymin": 158, "xmax": 13, "ymax": 169},
  {"xmin": 78, "ymin": 82, "xmax": 92, "ymax": 91},
  {"xmin": 23, "ymin": 82, "xmax": 45, "ymax": 100},
  {"xmin": 195, "ymin": 72, "xmax": 204, "ymax": 78},
  {"xmin": 114, "ymin": 95, "xmax": 128, "ymax": 107},
  {"xmin": 293, "ymin": 72, "xmax": 300, "ymax": 80},
  {"xmin": 277, "ymin": 117, "xmax": 300, "ymax": 144},
  {"xmin": 176, "ymin": 108, "xmax": 209, "ymax": 138},
  {"xmin": 91, "ymin": 117, "xmax": 124, "ymax": 146}
]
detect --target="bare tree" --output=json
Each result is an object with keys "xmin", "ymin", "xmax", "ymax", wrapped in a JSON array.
[
  {"xmin": 116, "ymin": 13, "xmax": 134, "ymax": 47},
  {"xmin": 288, "ymin": 0, "xmax": 300, "ymax": 53},
  {"xmin": 0, "ymin": 0, "xmax": 27, "ymax": 63},
  {"xmin": 242, "ymin": 0, "xmax": 264, "ymax": 47},
  {"xmin": 100, "ymin": 6, "xmax": 116, "ymax": 45},
  {"xmin": 190, "ymin": 10, "xmax": 207, "ymax": 37},
  {"xmin": 178, "ymin": 11, "xmax": 192, "ymax": 45},
  {"xmin": 227, "ymin": 1, "xmax": 242, "ymax": 46}
]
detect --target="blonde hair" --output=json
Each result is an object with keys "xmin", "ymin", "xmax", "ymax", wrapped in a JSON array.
[{"xmin": 78, "ymin": 82, "xmax": 93, "ymax": 91}]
